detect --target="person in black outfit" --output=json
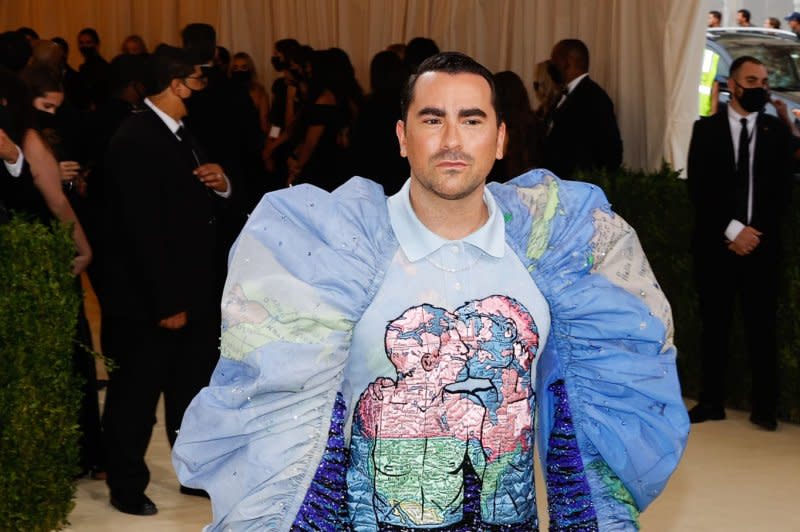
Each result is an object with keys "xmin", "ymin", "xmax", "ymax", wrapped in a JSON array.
[
  {"xmin": 100, "ymin": 45, "xmax": 231, "ymax": 516},
  {"xmin": 51, "ymin": 37, "xmax": 91, "ymax": 112},
  {"xmin": 687, "ymin": 56, "xmax": 794, "ymax": 431},
  {"xmin": 351, "ymin": 50, "xmax": 410, "ymax": 195},
  {"xmin": 286, "ymin": 49, "xmax": 355, "ymax": 191},
  {"xmin": 488, "ymin": 70, "xmax": 542, "ymax": 182},
  {"xmin": 77, "ymin": 28, "xmax": 110, "ymax": 110},
  {"xmin": 545, "ymin": 39, "xmax": 622, "ymax": 178},
  {"xmin": 181, "ymin": 23, "xmax": 264, "ymax": 258}
]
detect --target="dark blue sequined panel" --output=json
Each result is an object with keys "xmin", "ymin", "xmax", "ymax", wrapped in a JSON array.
[
  {"xmin": 546, "ymin": 380, "xmax": 599, "ymax": 531},
  {"xmin": 291, "ymin": 392, "xmax": 351, "ymax": 532}
]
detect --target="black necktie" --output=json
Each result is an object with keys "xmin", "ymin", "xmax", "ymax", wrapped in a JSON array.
[
  {"xmin": 175, "ymin": 125, "xmax": 205, "ymax": 167},
  {"xmin": 736, "ymin": 117, "xmax": 750, "ymax": 223}
]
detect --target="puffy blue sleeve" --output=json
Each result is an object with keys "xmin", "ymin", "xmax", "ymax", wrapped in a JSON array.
[
  {"xmin": 490, "ymin": 170, "xmax": 689, "ymax": 530},
  {"xmin": 172, "ymin": 177, "xmax": 395, "ymax": 532}
]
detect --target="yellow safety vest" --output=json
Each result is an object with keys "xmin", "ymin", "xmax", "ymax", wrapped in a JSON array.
[{"xmin": 699, "ymin": 49, "xmax": 719, "ymax": 116}]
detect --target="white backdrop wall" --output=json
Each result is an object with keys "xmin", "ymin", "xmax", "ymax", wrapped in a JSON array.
[{"xmin": 1, "ymin": 0, "xmax": 707, "ymax": 174}]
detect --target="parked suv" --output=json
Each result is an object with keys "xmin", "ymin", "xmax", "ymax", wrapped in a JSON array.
[{"xmin": 704, "ymin": 27, "xmax": 800, "ymax": 117}]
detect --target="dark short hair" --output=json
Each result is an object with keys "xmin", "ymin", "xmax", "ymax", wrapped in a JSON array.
[
  {"xmin": 51, "ymin": 37, "xmax": 69, "ymax": 56},
  {"xmin": 767, "ymin": 17, "xmax": 781, "ymax": 29},
  {"xmin": 553, "ymin": 39, "xmax": 590, "ymax": 72},
  {"xmin": 729, "ymin": 55, "xmax": 764, "ymax": 78},
  {"xmin": 405, "ymin": 37, "xmax": 439, "ymax": 70},
  {"xmin": 21, "ymin": 64, "xmax": 63, "ymax": 98},
  {"xmin": 709, "ymin": 10, "xmax": 722, "ymax": 21},
  {"xmin": 275, "ymin": 38, "xmax": 300, "ymax": 58},
  {"xmin": 215, "ymin": 46, "xmax": 230, "ymax": 66},
  {"xmin": 737, "ymin": 9, "xmax": 751, "ymax": 22},
  {"xmin": 400, "ymin": 51, "xmax": 498, "ymax": 124},
  {"xmin": 78, "ymin": 28, "xmax": 100, "ymax": 44},
  {"xmin": 16, "ymin": 27, "xmax": 39, "ymax": 41},
  {"xmin": 0, "ymin": 31, "xmax": 32, "ymax": 72},
  {"xmin": 370, "ymin": 50, "xmax": 408, "ymax": 93},
  {"xmin": 146, "ymin": 44, "xmax": 195, "ymax": 96},
  {"xmin": 181, "ymin": 23, "xmax": 216, "ymax": 64},
  {"xmin": 109, "ymin": 53, "xmax": 149, "ymax": 93}
]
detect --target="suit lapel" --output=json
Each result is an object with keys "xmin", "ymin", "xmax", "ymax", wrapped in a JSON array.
[{"xmin": 716, "ymin": 111, "xmax": 737, "ymax": 176}]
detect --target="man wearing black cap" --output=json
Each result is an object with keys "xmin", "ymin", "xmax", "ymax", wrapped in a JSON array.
[{"xmin": 785, "ymin": 12, "xmax": 800, "ymax": 38}]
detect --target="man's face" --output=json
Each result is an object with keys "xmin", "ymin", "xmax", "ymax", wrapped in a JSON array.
[
  {"xmin": 77, "ymin": 34, "xmax": 97, "ymax": 52},
  {"xmin": 790, "ymin": 19, "xmax": 800, "ymax": 32},
  {"xmin": 396, "ymin": 72, "xmax": 504, "ymax": 201},
  {"xmin": 737, "ymin": 12, "xmax": 747, "ymax": 25},
  {"xmin": 728, "ymin": 61, "xmax": 769, "ymax": 101},
  {"xmin": 123, "ymin": 39, "xmax": 144, "ymax": 55},
  {"xmin": 708, "ymin": 14, "xmax": 720, "ymax": 27}
]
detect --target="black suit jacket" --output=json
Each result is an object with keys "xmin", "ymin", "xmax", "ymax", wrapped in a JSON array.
[
  {"xmin": 687, "ymin": 110, "xmax": 793, "ymax": 260},
  {"xmin": 545, "ymin": 75, "xmax": 623, "ymax": 178},
  {"xmin": 100, "ymin": 108, "xmax": 221, "ymax": 322}
]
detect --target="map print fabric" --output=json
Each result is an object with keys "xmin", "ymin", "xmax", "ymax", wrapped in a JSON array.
[{"xmin": 348, "ymin": 297, "xmax": 538, "ymax": 529}]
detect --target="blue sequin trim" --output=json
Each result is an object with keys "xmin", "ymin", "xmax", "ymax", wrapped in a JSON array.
[
  {"xmin": 291, "ymin": 392, "xmax": 351, "ymax": 532},
  {"xmin": 546, "ymin": 380, "xmax": 599, "ymax": 531}
]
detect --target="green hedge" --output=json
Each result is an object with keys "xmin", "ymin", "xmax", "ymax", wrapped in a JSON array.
[
  {"xmin": 576, "ymin": 165, "xmax": 800, "ymax": 423},
  {"xmin": 0, "ymin": 217, "xmax": 81, "ymax": 531}
]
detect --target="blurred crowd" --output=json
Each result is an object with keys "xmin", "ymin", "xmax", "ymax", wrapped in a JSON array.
[{"xmin": 0, "ymin": 22, "xmax": 623, "ymax": 514}]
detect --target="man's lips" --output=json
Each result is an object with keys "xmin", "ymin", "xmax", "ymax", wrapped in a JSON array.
[{"xmin": 436, "ymin": 160, "xmax": 468, "ymax": 168}]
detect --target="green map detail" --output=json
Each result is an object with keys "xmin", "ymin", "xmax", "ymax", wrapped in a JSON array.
[
  {"xmin": 520, "ymin": 178, "xmax": 560, "ymax": 269},
  {"xmin": 479, "ymin": 449, "xmax": 517, "ymax": 515},
  {"xmin": 220, "ymin": 290, "xmax": 351, "ymax": 361},
  {"xmin": 587, "ymin": 459, "xmax": 641, "ymax": 527},
  {"xmin": 373, "ymin": 437, "xmax": 471, "ymax": 526}
]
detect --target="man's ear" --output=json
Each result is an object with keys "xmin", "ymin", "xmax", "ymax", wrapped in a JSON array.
[
  {"xmin": 496, "ymin": 121, "xmax": 507, "ymax": 160},
  {"xmin": 170, "ymin": 78, "xmax": 186, "ymax": 97},
  {"xmin": 396, "ymin": 119, "xmax": 407, "ymax": 158}
]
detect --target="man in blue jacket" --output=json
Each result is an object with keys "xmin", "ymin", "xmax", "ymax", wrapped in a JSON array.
[{"xmin": 173, "ymin": 52, "xmax": 688, "ymax": 531}]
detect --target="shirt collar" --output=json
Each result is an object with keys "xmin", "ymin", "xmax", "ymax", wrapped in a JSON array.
[
  {"xmin": 727, "ymin": 104, "xmax": 758, "ymax": 127},
  {"xmin": 567, "ymin": 73, "xmax": 590, "ymax": 94},
  {"xmin": 144, "ymin": 97, "xmax": 184, "ymax": 137},
  {"xmin": 387, "ymin": 178, "xmax": 505, "ymax": 262}
]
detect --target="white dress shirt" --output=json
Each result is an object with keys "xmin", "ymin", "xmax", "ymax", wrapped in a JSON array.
[
  {"xmin": 3, "ymin": 145, "xmax": 24, "ymax": 177},
  {"xmin": 724, "ymin": 106, "xmax": 757, "ymax": 241}
]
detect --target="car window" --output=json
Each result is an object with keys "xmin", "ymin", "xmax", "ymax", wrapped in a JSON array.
[{"xmin": 719, "ymin": 42, "xmax": 800, "ymax": 90}]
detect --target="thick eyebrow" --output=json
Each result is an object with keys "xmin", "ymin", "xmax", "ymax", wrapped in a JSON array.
[
  {"xmin": 459, "ymin": 108, "xmax": 487, "ymax": 119},
  {"xmin": 417, "ymin": 106, "xmax": 445, "ymax": 118},
  {"xmin": 415, "ymin": 106, "xmax": 488, "ymax": 119}
]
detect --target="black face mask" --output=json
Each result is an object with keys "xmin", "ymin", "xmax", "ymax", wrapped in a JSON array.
[
  {"xmin": 34, "ymin": 109, "xmax": 57, "ymax": 129},
  {"xmin": 271, "ymin": 56, "xmax": 287, "ymax": 71},
  {"xmin": 78, "ymin": 46, "xmax": 97, "ymax": 59},
  {"xmin": 231, "ymin": 70, "xmax": 253, "ymax": 84},
  {"xmin": 736, "ymin": 82, "xmax": 770, "ymax": 113}
]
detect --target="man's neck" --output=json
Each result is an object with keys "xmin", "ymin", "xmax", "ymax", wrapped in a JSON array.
[
  {"xmin": 149, "ymin": 93, "xmax": 185, "ymax": 122},
  {"xmin": 409, "ymin": 181, "xmax": 489, "ymax": 240}
]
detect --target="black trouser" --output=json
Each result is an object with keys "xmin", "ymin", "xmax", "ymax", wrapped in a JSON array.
[
  {"xmin": 694, "ymin": 243, "xmax": 779, "ymax": 417},
  {"xmin": 101, "ymin": 313, "xmax": 219, "ymax": 502}
]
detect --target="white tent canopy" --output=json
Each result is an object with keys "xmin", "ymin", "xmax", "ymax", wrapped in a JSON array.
[{"xmin": 2, "ymin": 0, "xmax": 708, "ymax": 174}]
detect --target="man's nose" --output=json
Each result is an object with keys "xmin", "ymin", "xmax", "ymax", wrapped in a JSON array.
[{"xmin": 441, "ymin": 120, "xmax": 462, "ymax": 151}]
